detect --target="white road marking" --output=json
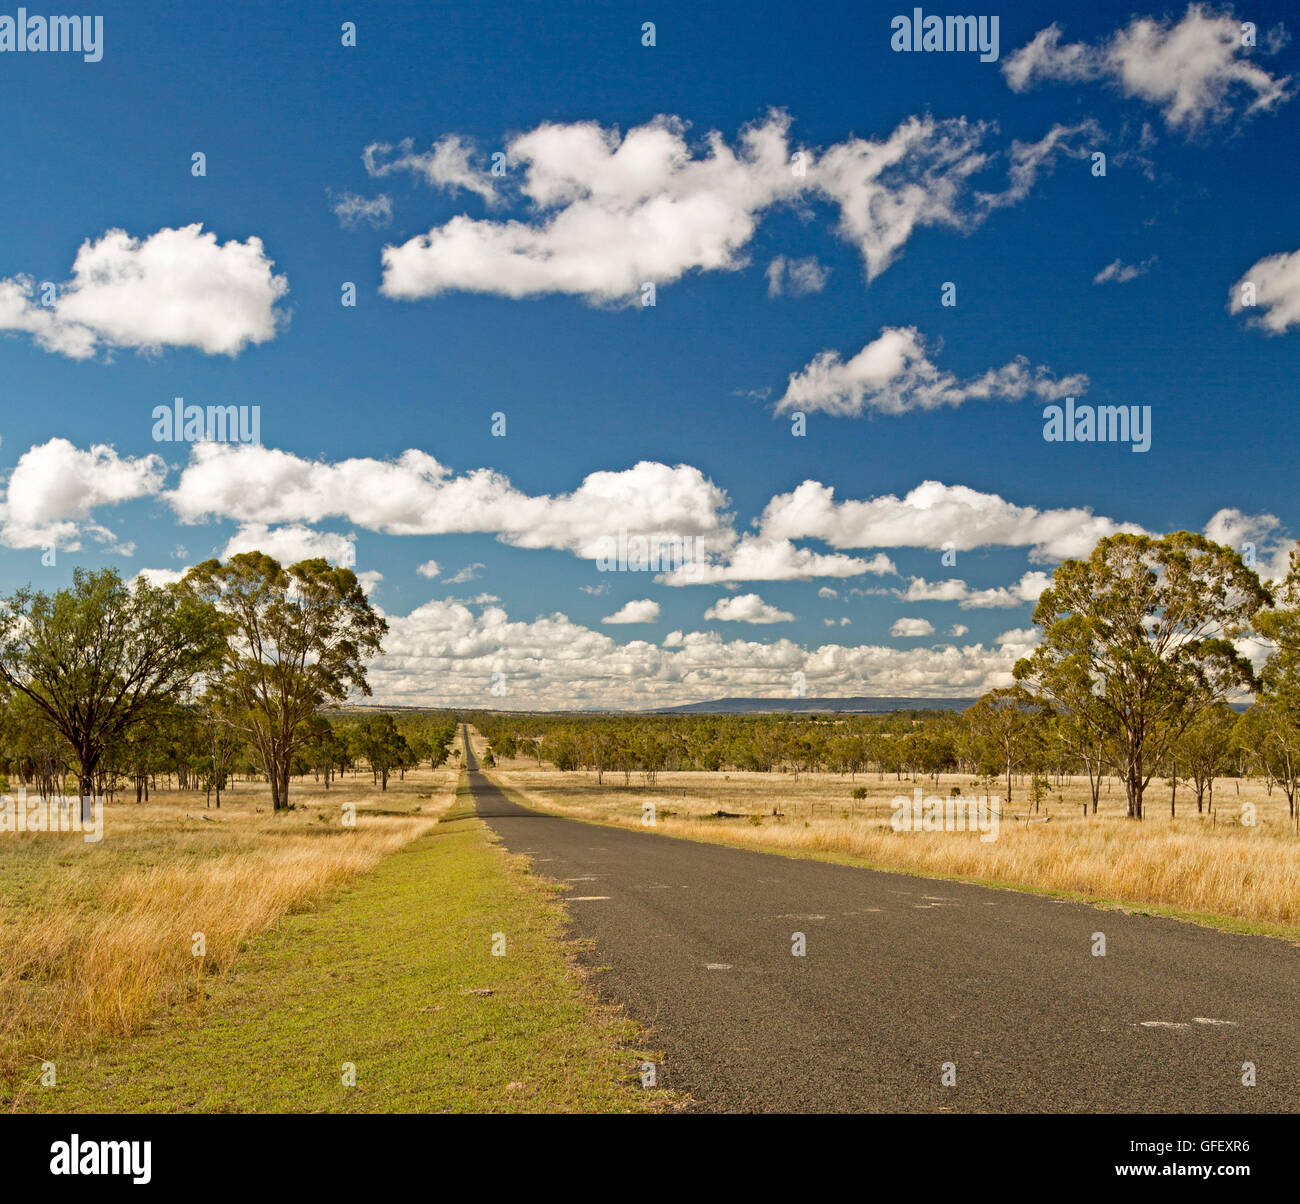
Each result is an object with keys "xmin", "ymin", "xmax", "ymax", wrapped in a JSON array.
[
  {"xmin": 706, "ymin": 963, "xmax": 733, "ymax": 971},
  {"xmin": 1140, "ymin": 1021, "xmax": 1192, "ymax": 1029},
  {"xmin": 571, "ymin": 895, "xmax": 610, "ymax": 901},
  {"xmin": 1192, "ymin": 1017, "xmax": 1238, "ymax": 1026}
]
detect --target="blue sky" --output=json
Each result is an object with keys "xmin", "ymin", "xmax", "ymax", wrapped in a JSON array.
[{"xmin": 1, "ymin": 0, "xmax": 1298, "ymax": 707}]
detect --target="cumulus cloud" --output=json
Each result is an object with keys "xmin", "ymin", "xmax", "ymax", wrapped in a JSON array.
[
  {"xmin": 416, "ymin": 559, "xmax": 441, "ymax": 579},
  {"xmin": 364, "ymin": 134, "xmax": 500, "ymax": 204},
  {"xmin": 891, "ymin": 617, "xmax": 935, "ymax": 638},
  {"xmin": 949, "ymin": 624, "xmax": 970, "ymax": 637},
  {"xmin": 446, "ymin": 562, "xmax": 484, "ymax": 584},
  {"xmin": 704, "ymin": 593, "xmax": 795, "ymax": 623},
  {"xmin": 757, "ymin": 479, "xmax": 1144, "ymax": 563},
  {"xmin": 18, "ymin": 434, "xmax": 1152, "ymax": 600},
  {"xmin": 766, "ymin": 255, "xmax": 829, "ymax": 297},
  {"xmin": 1094, "ymin": 256, "xmax": 1156, "ymax": 284},
  {"xmin": 136, "ymin": 567, "xmax": 187, "ymax": 587},
  {"xmin": 165, "ymin": 444, "xmax": 732, "ymax": 566},
  {"xmin": 602, "ymin": 598, "xmax": 661, "ymax": 624},
  {"xmin": 816, "ymin": 116, "xmax": 1094, "ymax": 281},
  {"xmin": 0, "ymin": 225, "xmax": 288, "ymax": 359},
  {"xmin": 376, "ymin": 111, "xmax": 1093, "ymax": 304},
  {"xmin": 221, "ymin": 523, "xmax": 357, "ymax": 566},
  {"xmin": 331, "ymin": 191, "xmax": 393, "ymax": 228},
  {"xmin": 1003, "ymin": 6, "xmax": 1292, "ymax": 133},
  {"xmin": 893, "ymin": 570, "xmax": 1051, "ymax": 609},
  {"xmin": 0, "ymin": 438, "xmax": 166, "ymax": 550},
  {"xmin": 370, "ymin": 599, "xmax": 1035, "ymax": 708},
  {"xmin": 659, "ymin": 535, "xmax": 895, "ymax": 587},
  {"xmin": 1205, "ymin": 507, "xmax": 1294, "ymax": 583},
  {"xmin": 776, "ymin": 326, "xmax": 1088, "ymax": 417},
  {"xmin": 1230, "ymin": 249, "xmax": 1300, "ymax": 333}
]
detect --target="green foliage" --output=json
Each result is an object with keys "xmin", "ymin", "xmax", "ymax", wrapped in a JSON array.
[
  {"xmin": 1016, "ymin": 531, "xmax": 1269, "ymax": 818},
  {"xmin": 184, "ymin": 554, "xmax": 387, "ymax": 810}
]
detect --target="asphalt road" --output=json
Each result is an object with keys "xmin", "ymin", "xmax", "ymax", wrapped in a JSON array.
[{"xmin": 463, "ymin": 733, "xmax": 1300, "ymax": 1113}]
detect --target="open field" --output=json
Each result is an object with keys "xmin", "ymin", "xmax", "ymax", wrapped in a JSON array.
[
  {"xmin": 486, "ymin": 741, "xmax": 1300, "ymax": 942},
  {"xmin": 0, "ymin": 764, "xmax": 455, "ymax": 1107},
  {"xmin": 11, "ymin": 772, "xmax": 670, "ymax": 1113}
]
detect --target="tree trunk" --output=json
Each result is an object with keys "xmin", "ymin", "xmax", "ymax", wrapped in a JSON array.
[{"xmin": 77, "ymin": 768, "xmax": 94, "ymax": 823}]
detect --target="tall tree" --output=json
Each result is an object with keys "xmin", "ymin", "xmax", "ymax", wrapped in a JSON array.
[
  {"xmin": 1015, "ymin": 532, "xmax": 1267, "ymax": 819},
  {"xmin": 185, "ymin": 554, "xmax": 387, "ymax": 811},
  {"xmin": 964, "ymin": 686, "xmax": 1040, "ymax": 804},
  {"xmin": 0, "ymin": 569, "xmax": 220, "ymax": 820},
  {"xmin": 354, "ymin": 713, "xmax": 411, "ymax": 791},
  {"xmin": 1172, "ymin": 701, "xmax": 1237, "ymax": 815}
]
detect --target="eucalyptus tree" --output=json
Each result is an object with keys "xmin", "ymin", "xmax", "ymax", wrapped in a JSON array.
[
  {"xmin": 184, "ymin": 554, "xmax": 387, "ymax": 811},
  {"xmin": 1015, "ymin": 532, "xmax": 1267, "ymax": 819},
  {"xmin": 963, "ymin": 686, "xmax": 1040, "ymax": 804},
  {"xmin": 0, "ymin": 568, "xmax": 221, "ymax": 820},
  {"xmin": 1172, "ymin": 701, "xmax": 1237, "ymax": 815}
]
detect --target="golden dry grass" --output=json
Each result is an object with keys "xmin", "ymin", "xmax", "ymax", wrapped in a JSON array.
[
  {"xmin": 0, "ymin": 765, "xmax": 456, "ymax": 1101},
  {"xmin": 488, "ymin": 739, "xmax": 1300, "ymax": 939}
]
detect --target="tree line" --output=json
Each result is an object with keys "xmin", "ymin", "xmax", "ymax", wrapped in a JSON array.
[
  {"xmin": 0, "ymin": 553, "xmax": 445, "ymax": 814},
  {"xmin": 4, "ymin": 532, "xmax": 1299, "ymax": 824},
  {"xmin": 472, "ymin": 534, "xmax": 1300, "ymax": 824}
]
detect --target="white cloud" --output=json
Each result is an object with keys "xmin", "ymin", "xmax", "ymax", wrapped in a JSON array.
[
  {"xmin": 891, "ymin": 617, "xmax": 935, "ymax": 638},
  {"xmin": 1204, "ymin": 507, "xmax": 1294, "ymax": 583},
  {"xmin": 369, "ymin": 598, "xmax": 1033, "ymax": 708},
  {"xmin": 602, "ymin": 598, "xmax": 661, "ymax": 624},
  {"xmin": 816, "ymin": 116, "xmax": 1094, "ymax": 281},
  {"xmin": 757, "ymin": 479, "xmax": 1144, "ymax": 562},
  {"xmin": 446, "ymin": 562, "xmax": 484, "ymax": 584},
  {"xmin": 994, "ymin": 627, "xmax": 1041, "ymax": 654},
  {"xmin": 136, "ymin": 567, "xmax": 187, "ymax": 587},
  {"xmin": 766, "ymin": 255, "xmax": 829, "ymax": 297},
  {"xmin": 331, "ymin": 191, "xmax": 393, "ymax": 228},
  {"xmin": 1003, "ymin": 6, "xmax": 1292, "ymax": 133},
  {"xmin": 380, "ymin": 114, "xmax": 794, "ymax": 303},
  {"xmin": 377, "ymin": 111, "xmax": 1092, "ymax": 304},
  {"xmin": 221, "ymin": 523, "xmax": 357, "ymax": 567},
  {"xmin": 1230, "ymin": 249, "xmax": 1300, "ymax": 333},
  {"xmin": 704, "ymin": 593, "xmax": 795, "ymax": 623},
  {"xmin": 1094, "ymin": 256, "xmax": 1156, "ymax": 284},
  {"xmin": 894, "ymin": 570, "xmax": 1051, "ymax": 609},
  {"xmin": 776, "ymin": 326, "xmax": 1088, "ymax": 417},
  {"xmin": 949, "ymin": 624, "xmax": 970, "ymax": 637},
  {"xmin": 0, "ymin": 224, "xmax": 288, "ymax": 359},
  {"xmin": 364, "ymin": 134, "xmax": 500, "ymax": 204},
  {"xmin": 166, "ymin": 444, "xmax": 732, "ymax": 564},
  {"xmin": 416, "ymin": 559, "xmax": 441, "ymax": 579},
  {"xmin": 817, "ymin": 586, "xmax": 839, "ymax": 599},
  {"xmin": 17, "ymin": 436, "xmax": 1151, "ymax": 595},
  {"xmin": 0, "ymin": 438, "xmax": 166, "ymax": 550},
  {"xmin": 659, "ymin": 535, "xmax": 895, "ymax": 586},
  {"xmin": 580, "ymin": 582, "xmax": 610, "ymax": 595}
]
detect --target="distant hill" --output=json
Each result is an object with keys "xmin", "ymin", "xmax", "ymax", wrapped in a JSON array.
[{"xmin": 648, "ymin": 696, "xmax": 979, "ymax": 715}]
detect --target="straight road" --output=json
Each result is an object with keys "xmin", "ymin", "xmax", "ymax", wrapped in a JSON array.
[{"xmin": 464, "ymin": 732, "xmax": 1300, "ymax": 1113}]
